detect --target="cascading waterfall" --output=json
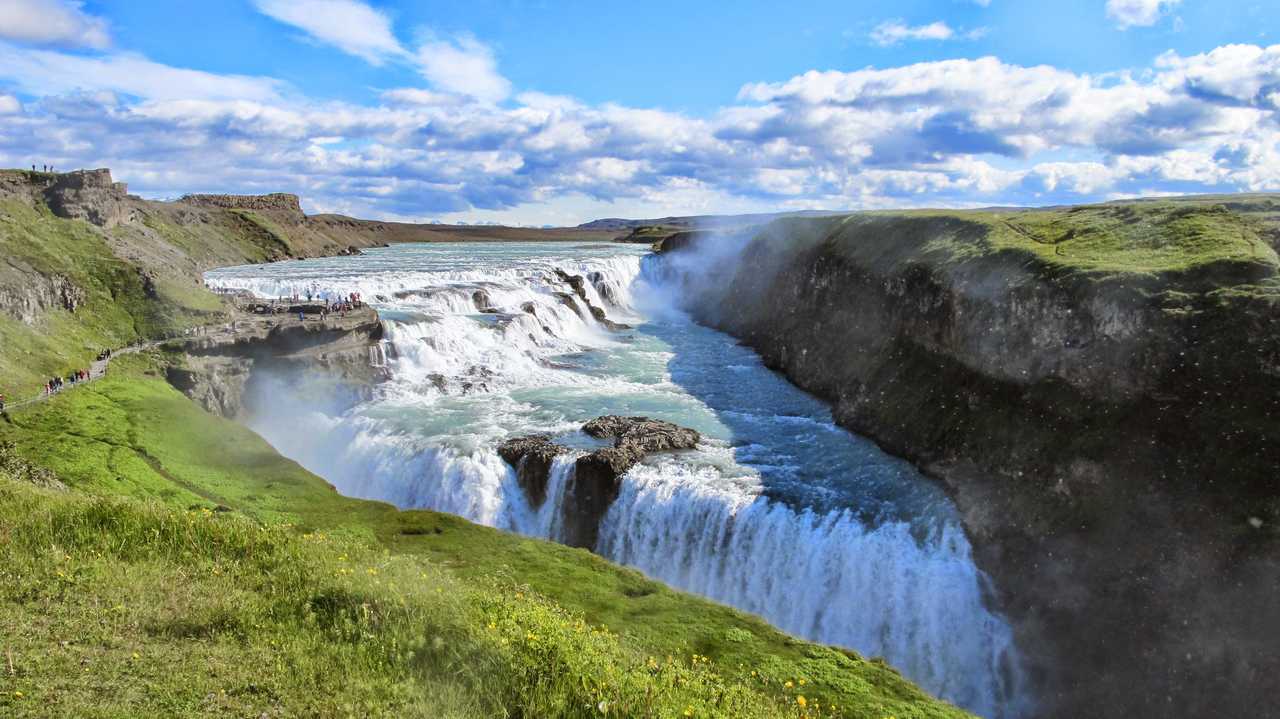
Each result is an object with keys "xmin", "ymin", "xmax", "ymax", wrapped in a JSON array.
[
  {"xmin": 205, "ymin": 242, "xmax": 1031, "ymax": 718},
  {"xmin": 598, "ymin": 460, "xmax": 1024, "ymax": 717}
]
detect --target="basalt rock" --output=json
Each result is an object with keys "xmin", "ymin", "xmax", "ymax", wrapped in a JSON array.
[
  {"xmin": 499, "ymin": 416, "xmax": 700, "ymax": 549},
  {"xmin": 498, "ymin": 435, "xmax": 569, "ymax": 507},
  {"xmin": 180, "ymin": 192, "xmax": 305, "ymax": 224},
  {"xmin": 0, "ymin": 259, "xmax": 86, "ymax": 324}
]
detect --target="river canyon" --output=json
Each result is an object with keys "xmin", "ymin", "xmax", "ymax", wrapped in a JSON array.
[{"xmin": 206, "ymin": 241, "xmax": 1032, "ymax": 719}]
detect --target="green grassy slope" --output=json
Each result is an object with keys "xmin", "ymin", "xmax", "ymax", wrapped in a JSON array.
[
  {"xmin": 0, "ymin": 197, "xmax": 243, "ymax": 398},
  {"xmin": 0, "ymin": 357, "xmax": 968, "ymax": 718},
  {"xmin": 823, "ymin": 196, "xmax": 1280, "ymax": 286}
]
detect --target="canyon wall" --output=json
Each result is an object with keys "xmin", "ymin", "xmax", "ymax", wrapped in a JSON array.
[
  {"xmin": 165, "ymin": 306, "xmax": 385, "ymax": 419},
  {"xmin": 656, "ymin": 204, "xmax": 1280, "ymax": 718}
]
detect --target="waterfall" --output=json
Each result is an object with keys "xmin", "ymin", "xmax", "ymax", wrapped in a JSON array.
[
  {"xmin": 597, "ymin": 460, "xmax": 1027, "ymax": 719},
  {"xmin": 205, "ymin": 242, "xmax": 1032, "ymax": 718}
]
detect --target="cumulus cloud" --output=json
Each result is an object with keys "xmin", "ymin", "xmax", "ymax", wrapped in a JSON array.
[
  {"xmin": 253, "ymin": 0, "xmax": 404, "ymax": 64},
  {"xmin": 0, "ymin": 94, "xmax": 21, "ymax": 115},
  {"xmin": 1106, "ymin": 0, "xmax": 1181, "ymax": 29},
  {"xmin": 414, "ymin": 35, "xmax": 511, "ymax": 104},
  {"xmin": 0, "ymin": 37, "xmax": 1278, "ymax": 222},
  {"xmin": 0, "ymin": 0, "xmax": 110, "ymax": 49},
  {"xmin": 870, "ymin": 21, "xmax": 956, "ymax": 46}
]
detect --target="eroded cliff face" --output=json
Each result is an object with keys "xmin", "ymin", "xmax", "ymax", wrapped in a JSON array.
[
  {"xmin": 657, "ymin": 211, "xmax": 1280, "ymax": 719},
  {"xmin": 165, "ymin": 306, "xmax": 385, "ymax": 419}
]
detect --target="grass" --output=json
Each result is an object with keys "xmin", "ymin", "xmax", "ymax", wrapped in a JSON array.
[
  {"xmin": 795, "ymin": 196, "xmax": 1280, "ymax": 289},
  {"xmin": 0, "ymin": 356, "xmax": 970, "ymax": 718},
  {"xmin": 0, "ymin": 478, "xmax": 830, "ymax": 718},
  {"xmin": 0, "ymin": 200, "xmax": 229, "ymax": 398}
]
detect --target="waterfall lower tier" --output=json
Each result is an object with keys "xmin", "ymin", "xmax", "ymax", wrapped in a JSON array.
[{"xmin": 599, "ymin": 461, "xmax": 1027, "ymax": 719}]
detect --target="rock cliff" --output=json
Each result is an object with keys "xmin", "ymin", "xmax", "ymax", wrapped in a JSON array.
[
  {"xmin": 655, "ymin": 201, "xmax": 1280, "ymax": 719},
  {"xmin": 165, "ymin": 305, "xmax": 385, "ymax": 419}
]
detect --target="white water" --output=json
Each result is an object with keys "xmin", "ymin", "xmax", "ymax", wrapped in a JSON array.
[{"xmin": 206, "ymin": 242, "xmax": 1031, "ymax": 718}]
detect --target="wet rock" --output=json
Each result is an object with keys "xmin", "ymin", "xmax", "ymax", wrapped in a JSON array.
[
  {"xmin": 554, "ymin": 292, "xmax": 583, "ymax": 318},
  {"xmin": 553, "ymin": 268, "xmax": 630, "ymax": 330},
  {"xmin": 472, "ymin": 289, "xmax": 493, "ymax": 312},
  {"xmin": 582, "ymin": 415, "xmax": 701, "ymax": 454},
  {"xmin": 520, "ymin": 301, "xmax": 537, "ymax": 316},
  {"xmin": 498, "ymin": 435, "xmax": 569, "ymax": 507},
  {"xmin": 498, "ymin": 416, "xmax": 700, "ymax": 549}
]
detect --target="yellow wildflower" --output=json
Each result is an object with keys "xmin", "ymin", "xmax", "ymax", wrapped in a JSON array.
[{"xmin": 796, "ymin": 695, "xmax": 807, "ymax": 708}]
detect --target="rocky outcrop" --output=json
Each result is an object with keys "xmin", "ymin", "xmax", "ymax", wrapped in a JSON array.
[
  {"xmin": 43, "ymin": 169, "xmax": 131, "ymax": 228},
  {"xmin": 181, "ymin": 193, "xmax": 305, "ymax": 221},
  {"xmin": 0, "ymin": 258, "xmax": 85, "ymax": 324},
  {"xmin": 652, "ymin": 230, "xmax": 710, "ymax": 254},
  {"xmin": 499, "ymin": 416, "xmax": 700, "ymax": 548},
  {"xmin": 497, "ymin": 435, "xmax": 568, "ymax": 507},
  {"xmin": 657, "ymin": 210, "xmax": 1280, "ymax": 719},
  {"xmin": 166, "ymin": 306, "xmax": 385, "ymax": 419}
]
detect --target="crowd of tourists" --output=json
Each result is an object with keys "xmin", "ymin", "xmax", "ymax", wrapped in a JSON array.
[{"xmin": 45, "ymin": 368, "xmax": 92, "ymax": 396}]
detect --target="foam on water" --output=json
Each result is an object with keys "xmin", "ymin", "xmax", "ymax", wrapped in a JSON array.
[{"xmin": 205, "ymin": 242, "xmax": 1031, "ymax": 717}]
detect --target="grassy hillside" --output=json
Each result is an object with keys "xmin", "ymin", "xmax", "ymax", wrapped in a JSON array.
[
  {"xmin": 825, "ymin": 195, "xmax": 1280, "ymax": 285},
  {"xmin": 0, "ymin": 199, "xmax": 227, "ymax": 397},
  {"xmin": 0, "ymin": 357, "xmax": 968, "ymax": 718}
]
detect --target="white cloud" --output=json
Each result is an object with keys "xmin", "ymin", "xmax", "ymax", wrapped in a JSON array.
[
  {"xmin": 0, "ymin": 94, "xmax": 21, "ymax": 114},
  {"xmin": 0, "ymin": 0, "xmax": 110, "ymax": 49},
  {"xmin": 414, "ymin": 35, "xmax": 511, "ymax": 104},
  {"xmin": 871, "ymin": 20, "xmax": 956, "ymax": 46},
  {"xmin": 253, "ymin": 0, "xmax": 404, "ymax": 64},
  {"xmin": 0, "ymin": 44, "xmax": 284, "ymax": 102},
  {"xmin": 380, "ymin": 87, "xmax": 468, "ymax": 107},
  {"xmin": 1106, "ymin": 0, "xmax": 1181, "ymax": 29},
  {"xmin": 1, "ymin": 38, "xmax": 1277, "ymax": 223}
]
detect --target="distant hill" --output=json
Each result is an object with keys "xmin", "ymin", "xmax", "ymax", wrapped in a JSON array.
[{"xmin": 578, "ymin": 210, "xmax": 843, "ymax": 232}]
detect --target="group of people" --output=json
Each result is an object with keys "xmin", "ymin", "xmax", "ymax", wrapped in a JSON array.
[
  {"xmin": 327, "ymin": 292, "xmax": 364, "ymax": 315},
  {"xmin": 32, "ymin": 164, "xmax": 56, "ymax": 173},
  {"xmin": 45, "ymin": 368, "xmax": 91, "ymax": 395}
]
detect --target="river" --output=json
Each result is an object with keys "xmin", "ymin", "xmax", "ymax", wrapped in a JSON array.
[{"xmin": 205, "ymin": 241, "xmax": 1030, "ymax": 718}]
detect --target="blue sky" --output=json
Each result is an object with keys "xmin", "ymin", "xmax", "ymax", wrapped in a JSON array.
[{"xmin": 0, "ymin": 1, "xmax": 1278, "ymax": 224}]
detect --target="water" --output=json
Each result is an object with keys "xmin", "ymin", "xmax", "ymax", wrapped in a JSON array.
[{"xmin": 206, "ymin": 241, "xmax": 1030, "ymax": 717}]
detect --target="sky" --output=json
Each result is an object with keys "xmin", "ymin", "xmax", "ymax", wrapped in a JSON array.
[{"xmin": 0, "ymin": 1, "xmax": 1277, "ymax": 226}]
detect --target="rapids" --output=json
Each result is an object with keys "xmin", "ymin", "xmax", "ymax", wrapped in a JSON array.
[{"xmin": 205, "ymin": 241, "xmax": 1031, "ymax": 718}]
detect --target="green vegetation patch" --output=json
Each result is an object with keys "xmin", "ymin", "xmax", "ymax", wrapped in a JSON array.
[{"xmin": 805, "ymin": 197, "xmax": 1280, "ymax": 290}]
